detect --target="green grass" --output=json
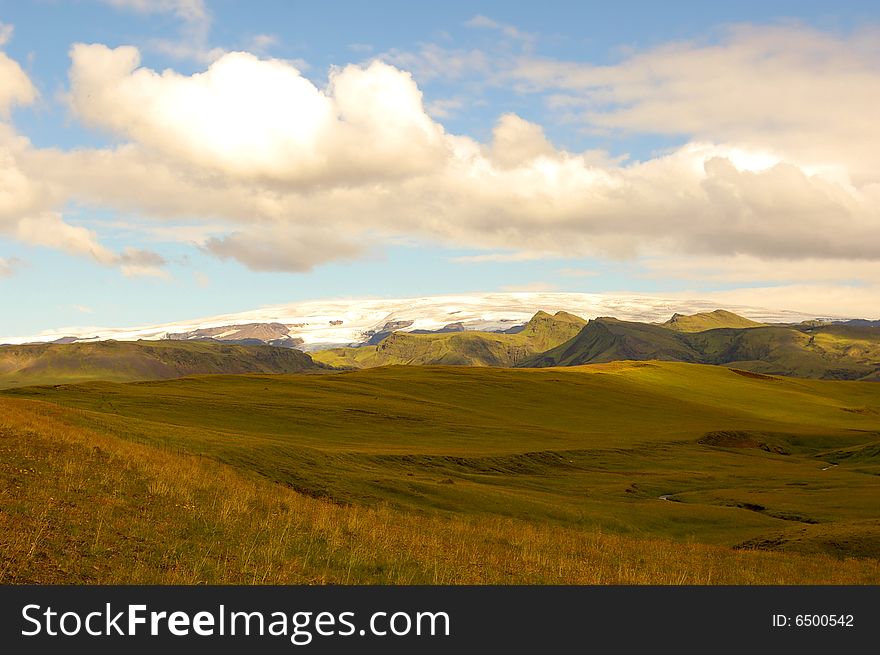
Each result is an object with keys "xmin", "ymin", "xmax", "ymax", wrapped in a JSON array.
[{"xmin": 5, "ymin": 361, "xmax": 880, "ymax": 561}]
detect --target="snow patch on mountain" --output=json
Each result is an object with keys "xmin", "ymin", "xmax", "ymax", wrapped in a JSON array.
[{"xmin": 2, "ymin": 292, "xmax": 835, "ymax": 348}]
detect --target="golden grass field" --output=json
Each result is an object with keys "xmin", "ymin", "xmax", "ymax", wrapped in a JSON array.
[{"xmin": 2, "ymin": 361, "xmax": 879, "ymax": 584}]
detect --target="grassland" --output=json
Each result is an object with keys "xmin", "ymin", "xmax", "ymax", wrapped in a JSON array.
[
  {"xmin": 2, "ymin": 388, "xmax": 879, "ymax": 584},
  {"xmin": 2, "ymin": 361, "xmax": 879, "ymax": 583}
]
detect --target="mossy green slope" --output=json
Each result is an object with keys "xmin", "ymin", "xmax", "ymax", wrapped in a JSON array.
[
  {"xmin": 312, "ymin": 310, "xmax": 586, "ymax": 368},
  {"xmin": 523, "ymin": 318, "xmax": 880, "ymax": 380},
  {"xmin": 663, "ymin": 309, "xmax": 765, "ymax": 332},
  {"xmin": 0, "ymin": 340, "xmax": 322, "ymax": 389}
]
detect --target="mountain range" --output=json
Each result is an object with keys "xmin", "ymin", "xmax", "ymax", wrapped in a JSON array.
[
  {"xmin": 2, "ymin": 292, "xmax": 830, "ymax": 349},
  {"xmin": 2, "ymin": 308, "xmax": 878, "ymax": 388},
  {"xmin": 521, "ymin": 313, "xmax": 880, "ymax": 380}
]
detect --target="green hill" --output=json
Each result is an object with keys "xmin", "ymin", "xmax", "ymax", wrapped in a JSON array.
[
  {"xmin": 0, "ymin": 340, "xmax": 323, "ymax": 389},
  {"xmin": 522, "ymin": 317, "xmax": 700, "ymax": 367},
  {"xmin": 312, "ymin": 310, "xmax": 587, "ymax": 368},
  {"xmin": 523, "ymin": 318, "xmax": 880, "ymax": 380},
  {"xmin": 663, "ymin": 309, "xmax": 765, "ymax": 332}
]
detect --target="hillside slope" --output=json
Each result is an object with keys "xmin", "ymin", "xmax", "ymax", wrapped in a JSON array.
[
  {"xmin": 312, "ymin": 310, "xmax": 586, "ymax": 368},
  {"xmin": 523, "ymin": 317, "xmax": 880, "ymax": 380},
  {"xmin": 0, "ymin": 340, "xmax": 323, "ymax": 388},
  {"xmin": 663, "ymin": 309, "xmax": 765, "ymax": 332},
  {"xmin": 4, "ymin": 380, "xmax": 878, "ymax": 583},
  {"xmin": 5, "ymin": 361, "xmax": 880, "ymax": 566}
]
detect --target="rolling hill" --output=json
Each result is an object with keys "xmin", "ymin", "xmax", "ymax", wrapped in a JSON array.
[
  {"xmin": 0, "ymin": 340, "xmax": 323, "ymax": 389},
  {"xmin": 3, "ymin": 361, "xmax": 880, "ymax": 582},
  {"xmin": 521, "ymin": 313, "xmax": 880, "ymax": 380},
  {"xmin": 311, "ymin": 310, "xmax": 587, "ymax": 368}
]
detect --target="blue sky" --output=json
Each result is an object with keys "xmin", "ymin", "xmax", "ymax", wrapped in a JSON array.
[{"xmin": 1, "ymin": 1, "xmax": 879, "ymax": 336}]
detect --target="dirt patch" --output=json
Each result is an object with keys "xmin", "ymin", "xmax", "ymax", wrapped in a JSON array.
[
  {"xmin": 728, "ymin": 368, "xmax": 777, "ymax": 380},
  {"xmin": 733, "ymin": 535, "xmax": 789, "ymax": 551},
  {"xmin": 698, "ymin": 431, "xmax": 790, "ymax": 455},
  {"xmin": 699, "ymin": 431, "xmax": 761, "ymax": 448},
  {"xmin": 841, "ymin": 407, "xmax": 879, "ymax": 416}
]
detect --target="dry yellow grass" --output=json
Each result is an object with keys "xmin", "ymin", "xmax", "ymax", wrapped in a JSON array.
[{"xmin": 1, "ymin": 397, "xmax": 878, "ymax": 585}]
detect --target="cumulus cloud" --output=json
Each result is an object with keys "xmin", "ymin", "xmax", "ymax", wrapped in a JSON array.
[
  {"xmin": 0, "ymin": 48, "xmax": 37, "ymax": 116},
  {"xmin": 68, "ymin": 45, "xmax": 448, "ymax": 184},
  {"xmin": 14, "ymin": 212, "xmax": 117, "ymax": 263},
  {"xmin": 0, "ymin": 117, "xmax": 124, "ymax": 268},
  {"xmin": 0, "ymin": 51, "xmax": 169, "ymax": 278},
  {"xmin": 2, "ymin": 25, "xmax": 878, "ymax": 313},
  {"xmin": 490, "ymin": 113, "xmax": 556, "ymax": 168},
  {"xmin": 43, "ymin": 40, "xmax": 880, "ymax": 275}
]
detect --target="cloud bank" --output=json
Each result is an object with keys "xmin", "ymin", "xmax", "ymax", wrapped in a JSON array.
[{"xmin": 0, "ymin": 22, "xmax": 878, "ymax": 313}]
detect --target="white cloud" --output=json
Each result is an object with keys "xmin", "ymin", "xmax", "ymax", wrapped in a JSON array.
[
  {"xmin": 101, "ymin": 0, "xmax": 221, "ymax": 63},
  {"xmin": 0, "ymin": 23, "xmax": 13, "ymax": 47},
  {"xmin": 68, "ymin": 45, "xmax": 448, "ymax": 184},
  {"xmin": 465, "ymin": 15, "xmax": 535, "ymax": 47},
  {"xmin": 118, "ymin": 246, "xmax": 170, "ymax": 279},
  {"xmin": 381, "ymin": 43, "xmax": 491, "ymax": 82},
  {"xmin": 0, "ymin": 256, "xmax": 21, "ymax": 277},
  {"xmin": 0, "ymin": 51, "xmax": 37, "ymax": 116},
  {"xmin": 641, "ymin": 254, "xmax": 880, "ymax": 286},
  {"xmin": 247, "ymin": 33, "xmax": 278, "ymax": 54},
  {"xmin": 509, "ymin": 24, "xmax": 880, "ymax": 182},
  {"xmin": 202, "ymin": 225, "xmax": 366, "ymax": 272},
  {"xmin": 1, "ymin": 27, "xmax": 878, "ymax": 316},
  {"xmin": 490, "ymin": 113, "xmax": 556, "ymax": 168},
  {"xmin": 47, "ymin": 43, "xmax": 880, "ymax": 278},
  {"xmin": 425, "ymin": 96, "xmax": 465, "ymax": 119},
  {"xmin": 101, "ymin": 0, "xmax": 209, "ymax": 23},
  {"xmin": 664, "ymin": 284, "xmax": 880, "ymax": 320}
]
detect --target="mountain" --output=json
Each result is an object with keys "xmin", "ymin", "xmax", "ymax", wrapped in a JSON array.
[
  {"xmin": 165, "ymin": 322, "xmax": 304, "ymax": 347},
  {"xmin": 522, "ymin": 317, "xmax": 700, "ymax": 367},
  {"xmin": 311, "ymin": 310, "xmax": 587, "ymax": 368},
  {"xmin": 663, "ymin": 309, "xmax": 765, "ymax": 332},
  {"xmin": 836, "ymin": 319, "xmax": 880, "ymax": 328},
  {"xmin": 0, "ymin": 340, "xmax": 323, "ymax": 389},
  {"xmin": 2, "ymin": 292, "xmax": 822, "ymax": 349},
  {"xmin": 522, "ymin": 315, "xmax": 880, "ymax": 381}
]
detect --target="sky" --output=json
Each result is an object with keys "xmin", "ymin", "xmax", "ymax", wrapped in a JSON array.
[{"xmin": 1, "ymin": 0, "xmax": 879, "ymax": 337}]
